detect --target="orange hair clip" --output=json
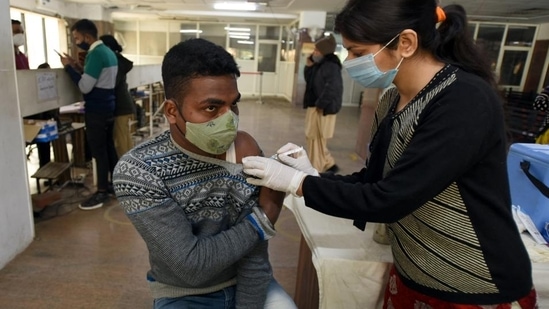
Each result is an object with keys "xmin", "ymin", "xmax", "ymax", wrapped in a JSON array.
[{"xmin": 436, "ymin": 6, "xmax": 446, "ymax": 23}]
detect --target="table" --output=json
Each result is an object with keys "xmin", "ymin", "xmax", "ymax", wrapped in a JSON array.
[
  {"xmin": 284, "ymin": 195, "xmax": 549, "ymax": 309},
  {"xmin": 59, "ymin": 103, "xmax": 88, "ymax": 167},
  {"xmin": 29, "ymin": 122, "xmax": 85, "ymax": 192}
]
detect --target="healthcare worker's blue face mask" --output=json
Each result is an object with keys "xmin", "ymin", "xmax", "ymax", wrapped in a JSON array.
[{"xmin": 343, "ymin": 34, "xmax": 404, "ymax": 88}]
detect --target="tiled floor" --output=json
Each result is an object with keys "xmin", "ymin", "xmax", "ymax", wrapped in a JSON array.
[{"xmin": 0, "ymin": 98, "xmax": 366, "ymax": 308}]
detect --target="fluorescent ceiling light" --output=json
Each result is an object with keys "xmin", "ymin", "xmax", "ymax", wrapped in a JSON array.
[
  {"xmin": 230, "ymin": 35, "xmax": 251, "ymax": 39},
  {"xmin": 214, "ymin": 2, "xmax": 257, "ymax": 11},
  {"xmin": 228, "ymin": 32, "xmax": 250, "ymax": 36},
  {"xmin": 237, "ymin": 40, "xmax": 254, "ymax": 45},
  {"xmin": 224, "ymin": 27, "xmax": 251, "ymax": 32},
  {"xmin": 180, "ymin": 29, "xmax": 203, "ymax": 33}
]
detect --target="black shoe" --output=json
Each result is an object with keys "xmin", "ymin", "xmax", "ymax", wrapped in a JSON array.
[
  {"xmin": 325, "ymin": 164, "xmax": 339, "ymax": 173},
  {"xmin": 79, "ymin": 191, "xmax": 109, "ymax": 210}
]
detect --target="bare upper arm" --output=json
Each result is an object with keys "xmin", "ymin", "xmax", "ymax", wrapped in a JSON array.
[{"xmin": 234, "ymin": 131, "xmax": 263, "ymax": 163}]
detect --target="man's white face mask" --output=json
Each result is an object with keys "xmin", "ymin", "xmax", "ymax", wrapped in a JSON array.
[{"xmin": 13, "ymin": 33, "xmax": 25, "ymax": 47}]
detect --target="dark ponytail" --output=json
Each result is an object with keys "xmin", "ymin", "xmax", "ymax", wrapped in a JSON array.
[{"xmin": 435, "ymin": 5, "xmax": 497, "ymax": 88}]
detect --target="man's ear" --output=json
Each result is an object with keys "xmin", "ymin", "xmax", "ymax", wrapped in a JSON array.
[
  {"xmin": 398, "ymin": 29, "xmax": 419, "ymax": 58},
  {"xmin": 164, "ymin": 99, "xmax": 179, "ymax": 125}
]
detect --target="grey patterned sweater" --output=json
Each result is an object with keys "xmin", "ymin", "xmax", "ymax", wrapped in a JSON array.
[
  {"xmin": 302, "ymin": 65, "xmax": 533, "ymax": 304},
  {"xmin": 113, "ymin": 130, "xmax": 272, "ymax": 307}
]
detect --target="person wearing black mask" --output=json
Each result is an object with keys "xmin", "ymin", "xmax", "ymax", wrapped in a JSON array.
[
  {"xmin": 303, "ymin": 34, "xmax": 343, "ymax": 173},
  {"xmin": 59, "ymin": 19, "xmax": 118, "ymax": 210}
]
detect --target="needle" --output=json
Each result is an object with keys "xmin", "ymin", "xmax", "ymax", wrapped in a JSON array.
[{"xmin": 270, "ymin": 146, "xmax": 303, "ymax": 160}]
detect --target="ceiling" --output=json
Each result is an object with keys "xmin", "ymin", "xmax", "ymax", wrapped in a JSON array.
[{"xmin": 64, "ymin": 0, "xmax": 549, "ymax": 25}]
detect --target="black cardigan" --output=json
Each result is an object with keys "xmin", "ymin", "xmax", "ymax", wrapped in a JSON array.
[
  {"xmin": 302, "ymin": 65, "xmax": 532, "ymax": 304},
  {"xmin": 303, "ymin": 54, "xmax": 343, "ymax": 115}
]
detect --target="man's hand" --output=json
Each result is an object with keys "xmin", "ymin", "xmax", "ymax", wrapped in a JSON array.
[
  {"xmin": 60, "ymin": 53, "xmax": 76, "ymax": 67},
  {"xmin": 243, "ymin": 156, "xmax": 306, "ymax": 196},
  {"xmin": 276, "ymin": 143, "xmax": 319, "ymax": 176}
]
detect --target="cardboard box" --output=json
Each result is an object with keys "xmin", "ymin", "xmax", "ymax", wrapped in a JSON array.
[
  {"xmin": 507, "ymin": 143, "xmax": 549, "ymax": 233},
  {"xmin": 23, "ymin": 119, "xmax": 58, "ymax": 143}
]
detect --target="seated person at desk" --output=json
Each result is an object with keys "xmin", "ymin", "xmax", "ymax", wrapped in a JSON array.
[
  {"xmin": 25, "ymin": 63, "xmax": 59, "ymax": 169},
  {"xmin": 243, "ymin": 1, "xmax": 537, "ymax": 308},
  {"xmin": 60, "ymin": 19, "xmax": 118, "ymax": 210},
  {"xmin": 113, "ymin": 39, "xmax": 296, "ymax": 308}
]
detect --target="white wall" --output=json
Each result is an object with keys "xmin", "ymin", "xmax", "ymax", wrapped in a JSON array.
[
  {"xmin": 537, "ymin": 23, "xmax": 549, "ymax": 40},
  {"xmin": 0, "ymin": 2, "xmax": 35, "ymax": 270},
  {"xmin": 11, "ymin": 0, "xmax": 111, "ymax": 21}
]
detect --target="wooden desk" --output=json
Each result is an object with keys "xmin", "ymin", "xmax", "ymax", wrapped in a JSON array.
[
  {"xmin": 285, "ymin": 195, "xmax": 549, "ymax": 309},
  {"xmin": 51, "ymin": 122, "xmax": 86, "ymax": 179},
  {"xmin": 59, "ymin": 105, "xmax": 87, "ymax": 168}
]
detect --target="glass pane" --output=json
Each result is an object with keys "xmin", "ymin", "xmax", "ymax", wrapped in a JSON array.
[
  {"xmin": 505, "ymin": 26, "xmax": 536, "ymax": 47},
  {"xmin": 475, "ymin": 24, "xmax": 505, "ymax": 73},
  {"xmin": 44, "ymin": 17, "xmax": 62, "ymax": 68},
  {"xmin": 139, "ymin": 21, "xmax": 167, "ymax": 56},
  {"xmin": 114, "ymin": 20, "xmax": 138, "ymax": 55},
  {"xmin": 258, "ymin": 44, "xmax": 277, "ymax": 72},
  {"xmin": 24, "ymin": 13, "xmax": 46, "ymax": 69},
  {"xmin": 199, "ymin": 23, "xmax": 226, "ymax": 47},
  {"xmin": 280, "ymin": 35, "xmax": 295, "ymax": 62},
  {"xmin": 467, "ymin": 23, "xmax": 477, "ymax": 40},
  {"xmin": 499, "ymin": 50, "xmax": 528, "ymax": 86},
  {"xmin": 169, "ymin": 23, "xmax": 199, "ymax": 48},
  {"xmin": 259, "ymin": 25, "xmax": 280, "ymax": 40},
  {"xmin": 10, "ymin": 9, "xmax": 23, "ymax": 25},
  {"xmin": 227, "ymin": 24, "xmax": 255, "ymax": 60}
]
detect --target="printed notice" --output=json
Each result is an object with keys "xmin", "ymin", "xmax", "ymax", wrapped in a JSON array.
[{"xmin": 36, "ymin": 72, "xmax": 58, "ymax": 102}]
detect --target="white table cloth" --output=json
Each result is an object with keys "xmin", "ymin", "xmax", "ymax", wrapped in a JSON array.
[{"xmin": 284, "ymin": 195, "xmax": 549, "ymax": 309}]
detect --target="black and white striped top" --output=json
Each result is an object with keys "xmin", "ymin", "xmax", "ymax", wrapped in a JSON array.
[{"xmin": 303, "ymin": 65, "xmax": 533, "ymax": 304}]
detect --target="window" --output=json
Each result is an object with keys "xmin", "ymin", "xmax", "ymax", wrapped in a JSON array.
[
  {"xmin": 258, "ymin": 26, "xmax": 279, "ymax": 40},
  {"xmin": 499, "ymin": 50, "xmax": 529, "ymax": 86},
  {"xmin": 227, "ymin": 24, "xmax": 255, "ymax": 60},
  {"xmin": 114, "ymin": 20, "xmax": 138, "ymax": 55},
  {"xmin": 505, "ymin": 26, "xmax": 536, "ymax": 47},
  {"xmin": 476, "ymin": 24, "xmax": 505, "ymax": 73},
  {"xmin": 170, "ymin": 23, "xmax": 199, "ymax": 48},
  {"xmin": 199, "ymin": 24, "xmax": 226, "ymax": 47},
  {"xmin": 258, "ymin": 43, "xmax": 277, "ymax": 72},
  {"xmin": 10, "ymin": 8, "xmax": 67, "ymax": 69}
]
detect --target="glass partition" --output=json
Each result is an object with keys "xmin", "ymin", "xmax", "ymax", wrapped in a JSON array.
[
  {"xmin": 505, "ymin": 26, "xmax": 536, "ymax": 47},
  {"xmin": 23, "ymin": 13, "xmax": 46, "ymax": 69},
  {"xmin": 499, "ymin": 50, "xmax": 529, "ymax": 86},
  {"xmin": 227, "ymin": 24, "xmax": 256, "ymax": 60},
  {"xmin": 476, "ymin": 24, "xmax": 505, "ymax": 73},
  {"xmin": 258, "ymin": 25, "xmax": 279, "ymax": 40},
  {"xmin": 258, "ymin": 43, "xmax": 277, "ymax": 72},
  {"xmin": 114, "ymin": 20, "xmax": 138, "ymax": 55},
  {"xmin": 168, "ymin": 23, "xmax": 196, "ymax": 48},
  {"xmin": 199, "ymin": 23, "xmax": 226, "ymax": 47}
]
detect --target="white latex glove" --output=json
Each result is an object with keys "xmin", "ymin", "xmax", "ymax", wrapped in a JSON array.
[
  {"xmin": 276, "ymin": 143, "xmax": 319, "ymax": 176},
  {"xmin": 242, "ymin": 156, "xmax": 307, "ymax": 196}
]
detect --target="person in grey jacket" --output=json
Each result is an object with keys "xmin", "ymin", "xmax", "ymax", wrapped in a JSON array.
[
  {"xmin": 303, "ymin": 34, "xmax": 343, "ymax": 173},
  {"xmin": 113, "ymin": 39, "xmax": 296, "ymax": 309}
]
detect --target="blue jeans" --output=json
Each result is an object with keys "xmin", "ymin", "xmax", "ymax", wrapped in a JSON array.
[{"xmin": 153, "ymin": 279, "xmax": 297, "ymax": 309}]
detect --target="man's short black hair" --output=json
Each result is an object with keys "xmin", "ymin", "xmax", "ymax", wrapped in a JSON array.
[
  {"xmin": 70, "ymin": 19, "xmax": 98, "ymax": 39},
  {"xmin": 162, "ymin": 38, "xmax": 240, "ymax": 102},
  {"xmin": 11, "ymin": 19, "xmax": 21, "ymax": 25}
]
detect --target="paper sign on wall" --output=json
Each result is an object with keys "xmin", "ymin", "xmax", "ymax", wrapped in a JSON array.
[{"xmin": 36, "ymin": 72, "xmax": 58, "ymax": 102}]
